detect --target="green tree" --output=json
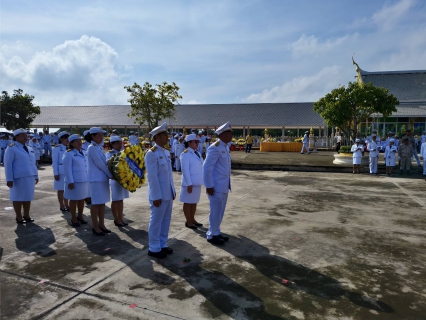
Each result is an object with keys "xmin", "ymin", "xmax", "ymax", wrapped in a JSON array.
[
  {"xmin": 313, "ymin": 81, "xmax": 399, "ymax": 144},
  {"xmin": 125, "ymin": 81, "xmax": 182, "ymax": 134},
  {"xmin": 0, "ymin": 89, "xmax": 41, "ymax": 130}
]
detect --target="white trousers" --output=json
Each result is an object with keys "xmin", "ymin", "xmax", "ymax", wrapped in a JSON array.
[
  {"xmin": 413, "ymin": 152, "xmax": 421, "ymax": 166},
  {"xmin": 300, "ymin": 143, "xmax": 310, "ymax": 153},
  {"xmin": 175, "ymin": 157, "xmax": 181, "ymax": 171},
  {"xmin": 369, "ymin": 156, "xmax": 378, "ymax": 173},
  {"xmin": 206, "ymin": 192, "xmax": 228, "ymax": 239},
  {"xmin": 148, "ymin": 199, "xmax": 173, "ymax": 252}
]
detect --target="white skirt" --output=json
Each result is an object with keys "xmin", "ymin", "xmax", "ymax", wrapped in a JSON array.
[
  {"xmin": 64, "ymin": 182, "xmax": 89, "ymax": 201},
  {"xmin": 90, "ymin": 181, "xmax": 110, "ymax": 205},
  {"xmin": 53, "ymin": 174, "xmax": 66, "ymax": 191},
  {"xmin": 385, "ymin": 158, "xmax": 396, "ymax": 167},
  {"xmin": 353, "ymin": 157, "xmax": 361, "ymax": 165},
  {"xmin": 110, "ymin": 180, "xmax": 130, "ymax": 201},
  {"xmin": 10, "ymin": 176, "xmax": 36, "ymax": 202},
  {"xmin": 179, "ymin": 185, "xmax": 201, "ymax": 204}
]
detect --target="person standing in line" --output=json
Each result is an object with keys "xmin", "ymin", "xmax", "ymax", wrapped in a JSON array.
[
  {"xmin": 180, "ymin": 134, "xmax": 204, "ymax": 229},
  {"xmin": 63, "ymin": 134, "xmax": 89, "ymax": 227},
  {"xmin": 145, "ymin": 123, "xmax": 175, "ymax": 259},
  {"xmin": 174, "ymin": 135, "xmax": 185, "ymax": 172},
  {"xmin": 53, "ymin": 132, "xmax": 60, "ymax": 146},
  {"xmin": 420, "ymin": 138, "xmax": 426, "ymax": 176},
  {"xmin": 87, "ymin": 127, "xmax": 113, "ymax": 236},
  {"xmin": 4, "ymin": 129, "xmax": 39, "ymax": 223},
  {"xmin": 300, "ymin": 131, "xmax": 310, "ymax": 154},
  {"xmin": 52, "ymin": 132, "xmax": 70, "ymax": 212},
  {"xmin": 245, "ymin": 132, "xmax": 253, "ymax": 153},
  {"xmin": 203, "ymin": 122, "xmax": 232, "ymax": 245},
  {"xmin": 420, "ymin": 130, "xmax": 426, "ymax": 145},
  {"xmin": 41, "ymin": 130, "xmax": 52, "ymax": 157},
  {"xmin": 30, "ymin": 136, "xmax": 41, "ymax": 168},
  {"xmin": 367, "ymin": 134, "xmax": 380, "ymax": 175},
  {"xmin": 0, "ymin": 134, "xmax": 8, "ymax": 165},
  {"xmin": 203, "ymin": 136, "xmax": 211, "ymax": 159},
  {"xmin": 82, "ymin": 130, "xmax": 90, "ymax": 151},
  {"xmin": 197, "ymin": 130, "xmax": 206, "ymax": 156},
  {"xmin": 384, "ymin": 139, "xmax": 398, "ymax": 176},
  {"xmin": 105, "ymin": 136, "xmax": 129, "ymax": 227},
  {"xmin": 351, "ymin": 138, "xmax": 363, "ymax": 174}
]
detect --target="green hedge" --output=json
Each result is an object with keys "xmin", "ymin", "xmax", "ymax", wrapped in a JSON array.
[{"xmin": 339, "ymin": 146, "xmax": 352, "ymax": 153}]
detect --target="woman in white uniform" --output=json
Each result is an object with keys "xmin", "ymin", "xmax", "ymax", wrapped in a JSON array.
[
  {"xmin": 105, "ymin": 136, "xmax": 129, "ymax": 227},
  {"xmin": 384, "ymin": 139, "xmax": 398, "ymax": 176},
  {"xmin": 52, "ymin": 131, "xmax": 70, "ymax": 211},
  {"xmin": 30, "ymin": 136, "xmax": 41, "ymax": 168},
  {"xmin": 82, "ymin": 130, "xmax": 92, "ymax": 204},
  {"xmin": 351, "ymin": 138, "xmax": 363, "ymax": 174},
  {"xmin": 63, "ymin": 134, "xmax": 89, "ymax": 227},
  {"xmin": 87, "ymin": 127, "xmax": 113, "ymax": 236},
  {"xmin": 180, "ymin": 134, "xmax": 204, "ymax": 229},
  {"xmin": 4, "ymin": 129, "xmax": 39, "ymax": 223}
]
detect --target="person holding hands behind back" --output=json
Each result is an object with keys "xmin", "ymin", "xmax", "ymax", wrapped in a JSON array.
[
  {"xmin": 180, "ymin": 133, "xmax": 204, "ymax": 229},
  {"xmin": 63, "ymin": 134, "xmax": 89, "ymax": 227}
]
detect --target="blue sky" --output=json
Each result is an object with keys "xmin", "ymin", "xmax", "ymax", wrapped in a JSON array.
[{"xmin": 1, "ymin": 0, "xmax": 425, "ymax": 106}]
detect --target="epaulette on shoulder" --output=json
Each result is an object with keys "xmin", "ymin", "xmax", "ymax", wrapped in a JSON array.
[
  {"xmin": 108, "ymin": 150, "xmax": 115, "ymax": 153},
  {"xmin": 66, "ymin": 149, "xmax": 72, "ymax": 152},
  {"xmin": 214, "ymin": 140, "xmax": 220, "ymax": 146},
  {"xmin": 9, "ymin": 143, "xmax": 14, "ymax": 147},
  {"xmin": 150, "ymin": 146, "xmax": 157, "ymax": 152},
  {"xmin": 183, "ymin": 149, "xmax": 188, "ymax": 153}
]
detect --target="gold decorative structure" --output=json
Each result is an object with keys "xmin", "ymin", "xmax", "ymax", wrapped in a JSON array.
[{"xmin": 352, "ymin": 54, "xmax": 364, "ymax": 88}]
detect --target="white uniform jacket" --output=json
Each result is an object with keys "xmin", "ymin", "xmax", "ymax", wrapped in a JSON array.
[
  {"xmin": 180, "ymin": 148, "xmax": 204, "ymax": 187},
  {"xmin": 4, "ymin": 143, "xmax": 38, "ymax": 181},
  {"xmin": 87, "ymin": 142, "xmax": 113, "ymax": 182},
  {"xmin": 367, "ymin": 141, "xmax": 380, "ymax": 157},
  {"xmin": 351, "ymin": 144, "xmax": 363, "ymax": 158},
  {"xmin": 203, "ymin": 139, "xmax": 231, "ymax": 193},
  {"xmin": 145, "ymin": 143, "xmax": 175, "ymax": 201},
  {"xmin": 302, "ymin": 134, "xmax": 309, "ymax": 144},
  {"xmin": 52, "ymin": 144, "xmax": 67, "ymax": 175},
  {"xmin": 82, "ymin": 141, "xmax": 90, "ymax": 152},
  {"xmin": 63, "ymin": 149, "xmax": 89, "ymax": 183},
  {"xmin": 384, "ymin": 145, "xmax": 398, "ymax": 160},
  {"xmin": 30, "ymin": 142, "xmax": 41, "ymax": 157},
  {"xmin": 129, "ymin": 135, "xmax": 138, "ymax": 146}
]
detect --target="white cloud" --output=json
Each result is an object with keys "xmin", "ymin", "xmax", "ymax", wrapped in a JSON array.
[
  {"xmin": 0, "ymin": 36, "xmax": 129, "ymax": 105},
  {"xmin": 185, "ymin": 99, "xmax": 206, "ymax": 104},
  {"xmin": 243, "ymin": 66, "xmax": 348, "ymax": 103},
  {"xmin": 372, "ymin": 0, "xmax": 415, "ymax": 30},
  {"xmin": 289, "ymin": 34, "xmax": 351, "ymax": 57}
]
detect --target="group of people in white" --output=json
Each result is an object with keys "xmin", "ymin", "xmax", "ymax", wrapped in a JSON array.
[
  {"xmin": 3, "ymin": 122, "xmax": 234, "ymax": 259},
  {"xmin": 350, "ymin": 129, "xmax": 426, "ymax": 176}
]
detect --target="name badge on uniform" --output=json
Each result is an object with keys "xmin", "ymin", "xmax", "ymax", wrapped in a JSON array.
[
  {"xmin": 222, "ymin": 151, "xmax": 225, "ymax": 153},
  {"xmin": 160, "ymin": 156, "xmax": 163, "ymax": 159}
]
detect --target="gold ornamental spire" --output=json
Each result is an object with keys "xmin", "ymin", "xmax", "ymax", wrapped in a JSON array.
[{"xmin": 352, "ymin": 54, "xmax": 364, "ymax": 88}]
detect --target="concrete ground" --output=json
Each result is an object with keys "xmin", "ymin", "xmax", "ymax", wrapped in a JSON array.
[{"xmin": 0, "ymin": 163, "xmax": 425, "ymax": 319}]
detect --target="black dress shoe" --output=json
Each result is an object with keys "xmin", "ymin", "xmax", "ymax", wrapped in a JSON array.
[
  {"xmin": 71, "ymin": 220, "xmax": 81, "ymax": 227},
  {"xmin": 77, "ymin": 218, "xmax": 88, "ymax": 224},
  {"xmin": 114, "ymin": 221, "xmax": 126, "ymax": 227},
  {"xmin": 99, "ymin": 225, "xmax": 112, "ymax": 233},
  {"xmin": 207, "ymin": 236, "xmax": 225, "ymax": 245},
  {"xmin": 16, "ymin": 218, "xmax": 26, "ymax": 224},
  {"xmin": 148, "ymin": 250, "xmax": 167, "ymax": 259},
  {"xmin": 193, "ymin": 222, "xmax": 203, "ymax": 227},
  {"xmin": 185, "ymin": 222, "xmax": 197, "ymax": 229},
  {"xmin": 161, "ymin": 247, "xmax": 173, "ymax": 254},
  {"xmin": 218, "ymin": 234, "xmax": 229, "ymax": 241},
  {"xmin": 23, "ymin": 216, "xmax": 34, "ymax": 222},
  {"xmin": 92, "ymin": 228, "xmax": 105, "ymax": 236},
  {"xmin": 122, "ymin": 221, "xmax": 129, "ymax": 225}
]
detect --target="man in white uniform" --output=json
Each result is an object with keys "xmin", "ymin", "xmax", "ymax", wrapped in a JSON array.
[
  {"xmin": 300, "ymin": 131, "xmax": 310, "ymax": 154},
  {"xmin": 367, "ymin": 134, "xmax": 380, "ymax": 175},
  {"xmin": 203, "ymin": 122, "xmax": 232, "ymax": 245},
  {"xmin": 420, "ymin": 139, "xmax": 426, "ymax": 176},
  {"xmin": 174, "ymin": 135, "xmax": 185, "ymax": 172},
  {"xmin": 145, "ymin": 123, "xmax": 176, "ymax": 258}
]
